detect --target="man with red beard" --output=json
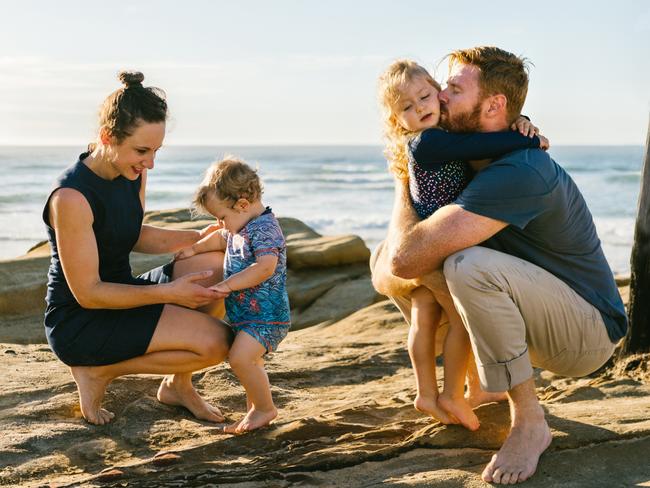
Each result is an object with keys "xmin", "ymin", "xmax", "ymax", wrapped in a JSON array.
[{"xmin": 371, "ymin": 46, "xmax": 626, "ymax": 484}]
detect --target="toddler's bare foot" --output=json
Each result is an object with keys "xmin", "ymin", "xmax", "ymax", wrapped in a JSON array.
[
  {"xmin": 414, "ymin": 394, "xmax": 457, "ymax": 425},
  {"xmin": 235, "ymin": 406, "xmax": 278, "ymax": 433},
  {"xmin": 438, "ymin": 392, "xmax": 480, "ymax": 431},
  {"xmin": 466, "ymin": 389, "xmax": 508, "ymax": 409},
  {"xmin": 224, "ymin": 418, "xmax": 244, "ymax": 434},
  {"xmin": 157, "ymin": 376, "xmax": 224, "ymax": 422},
  {"xmin": 70, "ymin": 366, "xmax": 114, "ymax": 425}
]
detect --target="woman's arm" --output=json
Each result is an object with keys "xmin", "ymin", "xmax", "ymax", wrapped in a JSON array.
[
  {"xmin": 50, "ymin": 188, "xmax": 223, "ymax": 309},
  {"xmin": 133, "ymin": 225, "xmax": 204, "ymax": 254},
  {"xmin": 410, "ymin": 126, "xmax": 542, "ymax": 170},
  {"xmin": 134, "ymin": 168, "xmax": 217, "ymax": 254},
  {"xmin": 212, "ymin": 254, "xmax": 278, "ymax": 294}
]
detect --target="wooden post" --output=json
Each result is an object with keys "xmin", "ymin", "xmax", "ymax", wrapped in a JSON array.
[{"xmin": 623, "ymin": 114, "xmax": 650, "ymax": 355}]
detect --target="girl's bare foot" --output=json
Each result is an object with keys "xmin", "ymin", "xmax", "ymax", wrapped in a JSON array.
[
  {"xmin": 466, "ymin": 389, "xmax": 508, "ymax": 409},
  {"xmin": 414, "ymin": 394, "xmax": 458, "ymax": 425},
  {"xmin": 157, "ymin": 375, "xmax": 224, "ymax": 422},
  {"xmin": 70, "ymin": 366, "xmax": 114, "ymax": 425},
  {"xmin": 235, "ymin": 406, "xmax": 277, "ymax": 433},
  {"xmin": 438, "ymin": 392, "xmax": 480, "ymax": 431}
]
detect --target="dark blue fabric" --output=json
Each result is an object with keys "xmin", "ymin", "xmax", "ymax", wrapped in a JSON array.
[
  {"xmin": 408, "ymin": 128, "xmax": 540, "ymax": 170},
  {"xmin": 42, "ymin": 153, "xmax": 167, "ymax": 366},
  {"xmin": 407, "ymin": 129, "xmax": 540, "ymax": 219},
  {"xmin": 455, "ymin": 148, "xmax": 628, "ymax": 343}
]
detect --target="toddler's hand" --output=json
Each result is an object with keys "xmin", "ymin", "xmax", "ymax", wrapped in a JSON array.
[
  {"xmin": 174, "ymin": 246, "xmax": 196, "ymax": 261},
  {"xmin": 511, "ymin": 116, "xmax": 539, "ymax": 138},
  {"xmin": 199, "ymin": 223, "xmax": 223, "ymax": 239},
  {"xmin": 210, "ymin": 281, "xmax": 232, "ymax": 297},
  {"xmin": 538, "ymin": 135, "xmax": 550, "ymax": 151}
]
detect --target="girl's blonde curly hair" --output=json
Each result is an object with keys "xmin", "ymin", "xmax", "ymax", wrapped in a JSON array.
[{"xmin": 378, "ymin": 60, "xmax": 441, "ymax": 180}]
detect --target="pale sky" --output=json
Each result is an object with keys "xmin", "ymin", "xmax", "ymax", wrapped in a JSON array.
[{"xmin": 1, "ymin": 0, "xmax": 648, "ymax": 146}]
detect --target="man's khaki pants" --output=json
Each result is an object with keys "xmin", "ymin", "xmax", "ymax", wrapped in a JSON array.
[{"xmin": 389, "ymin": 246, "xmax": 616, "ymax": 392}]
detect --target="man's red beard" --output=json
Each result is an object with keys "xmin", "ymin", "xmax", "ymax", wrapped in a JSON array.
[{"xmin": 439, "ymin": 101, "xmax": 482, "ymax": 132}]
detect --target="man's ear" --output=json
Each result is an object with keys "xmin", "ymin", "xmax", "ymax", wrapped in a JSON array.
[{"xmin": 485, "ymin": 94, "xmax": 507, "ymax": 119}]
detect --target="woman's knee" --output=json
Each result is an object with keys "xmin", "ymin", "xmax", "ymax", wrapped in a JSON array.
[
  {"xmin": 201, "ymin": 321, "xmax": 232, "ymax": 362},
  {"xmin": 172, "ymin": 251, "xmax": 225, "ymax": 284}
]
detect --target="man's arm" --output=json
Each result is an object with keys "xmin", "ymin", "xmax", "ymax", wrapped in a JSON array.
[{"xmin": 387, "ymin": 178, "xmax": 508, "ymax": 279}]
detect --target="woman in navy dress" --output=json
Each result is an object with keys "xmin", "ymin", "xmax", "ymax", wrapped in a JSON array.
[{"xmin": 43, "ymin": 71, "xmax": 232, "ymax": 425}]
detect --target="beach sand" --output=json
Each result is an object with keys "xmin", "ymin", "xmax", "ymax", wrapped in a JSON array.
[{"xmin": 0, "ymin": 210, "xmax": 648, "ymax": 487}]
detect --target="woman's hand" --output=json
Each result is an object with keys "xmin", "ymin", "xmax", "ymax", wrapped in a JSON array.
[
  {"xmin": 511, "ymin": 116, "xmax": 539, "ymax": 138},
  {"xmin": 165, "ymin": 270, "xmax": 227, "ymax": 308}
]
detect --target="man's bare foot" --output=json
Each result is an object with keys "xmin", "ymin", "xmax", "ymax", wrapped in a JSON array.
[
  {"xmin": 235, "ymin": 406, "xmax": 277, "ymax": 433},
  {"xmin": 70, "ymin": 366, "xmax": 114, "ymax": 425},
  {"xmin": 482, "ymin": 416, "xmax": 552, "ymax": 484},
  {"xmin": 438, "ymin": 392, "xmax": 480, "ymax": 431},
  {"xmin": 466, "ymin": 389, "xmax": 508, "ymax": 409},
  {"xmin": 414, "ymin": 394, "xmax": 458, "ymax": 425},
  {"xmin": 157, "ymin": 376, "xmax": 224, "ymax": 422}
]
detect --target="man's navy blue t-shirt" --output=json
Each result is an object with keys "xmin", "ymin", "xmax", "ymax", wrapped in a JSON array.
[{"xmin": 455, "ymin": 148, "xmax": 628, "ymax": 343}]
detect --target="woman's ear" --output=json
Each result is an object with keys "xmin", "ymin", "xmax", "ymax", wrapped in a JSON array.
[{"xmin": 99, "ymin": 127, "xmax": 114, "ymax": 146}]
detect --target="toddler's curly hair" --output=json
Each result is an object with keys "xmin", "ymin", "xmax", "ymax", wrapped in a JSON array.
[{"xmin": 193, "ymin": 156, "xmax": 263, "ymax": 214}]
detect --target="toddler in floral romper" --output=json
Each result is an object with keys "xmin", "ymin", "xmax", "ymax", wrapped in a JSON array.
[{"xmin": 176, "ymin": 156, "xmax": 290, "ymax": 434}]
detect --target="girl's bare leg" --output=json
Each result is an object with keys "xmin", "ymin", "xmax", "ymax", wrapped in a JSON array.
[
  {"xmin": 465, "ymin": 352, "xmax": 508, "ymax": 408},
  {"xmin": 437, "ymin": 310, "xmax": 480, "ymax": 431},
  {"xmin": 409, "ymin": 287, "xmax": 456, "ymax": 425},
  {"xmin": 224, "ymin": 333, "xmax": 277, "ymax": 434},
  {"xmin": 416, "ymin": 271, "xmax": 480, "ymax": 429}
]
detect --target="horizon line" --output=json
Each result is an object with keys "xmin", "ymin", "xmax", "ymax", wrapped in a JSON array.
[{"xmin": 0, "ymin": 142, "xmax": 645, "ymax": 148}]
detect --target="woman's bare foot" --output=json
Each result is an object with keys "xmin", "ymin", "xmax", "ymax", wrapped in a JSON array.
[
  {"xmin": 157, "ymin": 375, "xmax": 224, "ymax": 422},
  {"xmin": 414, "ymin": 394, "xmax": 458, "ymax": 425},
  {"xmin": 235, "ymin": 406, "xmax": 277, "ymax": 433},
  {"xmin": 482, "ymin": 416, "xmax": 552, "ymax": 484},
  {"xmin": 466, "ymin": 389, "xmax": 508, "ymax": 409},
  {"xmin": 438, "ymin": 392, "xmax": 480, "ymax": 431},
  {"xmin": 70, "ymin": 366, "xmax": 114, "ymax": 425}
]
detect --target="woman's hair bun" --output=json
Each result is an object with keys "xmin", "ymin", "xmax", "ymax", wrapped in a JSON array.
[{"xmin": 118, "ymin": 71, "xmax": 145, "ymax": 88}]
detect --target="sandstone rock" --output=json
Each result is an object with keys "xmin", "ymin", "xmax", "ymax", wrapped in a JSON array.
[
  {"xmin": 286, "ymin": 234, "xmax": 371, "ymax": 269},
  {"xmin": 0, "ymin": 255, "xmax": 50, "ymax": 316},
  {"xmin": 287, "ymin": 263, "xmax": 369, "ymax": 310},
  {"xmin": 615, "ymin": 274, "xmax": 631, "ymax": 287},
  {"xmin": 290, "ymin": 276, "xmax": 383, "ymax": 330},
  {"xmin": 0, "ymin": 299, "xmax": 645, "ymax": 488}
]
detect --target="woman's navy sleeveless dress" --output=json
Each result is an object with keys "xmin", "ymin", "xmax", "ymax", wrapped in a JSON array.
[{"xmin": 42, "ymin": 153, "xmax": 174, "ymax": 366}]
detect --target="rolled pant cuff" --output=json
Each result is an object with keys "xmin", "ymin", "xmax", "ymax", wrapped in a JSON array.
[{"xmin": 477, "ymin": 348, "xmax": 534, "ymax": 392}]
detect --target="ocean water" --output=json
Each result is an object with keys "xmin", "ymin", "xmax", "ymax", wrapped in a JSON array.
[{"xmin": 0, "ymin": 145, "xmax": 643, "ymax": 274}]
